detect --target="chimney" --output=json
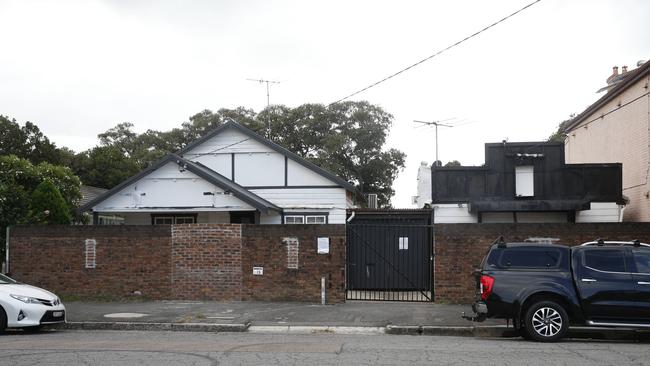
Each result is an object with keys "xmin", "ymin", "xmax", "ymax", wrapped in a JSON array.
[
  {"xmin": 622, "ymin": 65, "xmax": 628, "ymax": 73},
  {"xmin": 606, "ymin": 66, "xmax": 619, "ymax": 85}
]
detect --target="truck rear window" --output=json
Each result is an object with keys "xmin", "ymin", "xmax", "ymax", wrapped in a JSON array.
[{"xmin": 487, "ymin": 248, "xmax": 563, "ymax": 269}]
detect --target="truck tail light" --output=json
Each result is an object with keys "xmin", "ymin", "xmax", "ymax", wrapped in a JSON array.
[{"xmin": 480, "ymin": 275, "xmax": 494, "ymax": 300}]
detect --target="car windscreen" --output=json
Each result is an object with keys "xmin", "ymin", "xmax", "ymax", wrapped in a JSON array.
[
  {"xmin": 487, "ymin": 247, "xmax": 564, "ymax": 269},
  {"xmin": 0, "ymin": 273, "xmax": 18, "ymax": 284}
]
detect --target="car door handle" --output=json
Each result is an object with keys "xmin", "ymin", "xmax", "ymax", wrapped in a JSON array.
[
  {"xmin": 638, "ymin": 281, "xmax": 650, "ymax": 285},
  {"xmin": 581, "ymin": 278, "xmax": 597, "ymax": 282}
]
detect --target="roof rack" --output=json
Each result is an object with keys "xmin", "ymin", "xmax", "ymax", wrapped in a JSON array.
[
  {"xmin": 580, "ymin": 239, "xmax": 650, "ymax": 248},
  {"xmin": 494, "ymin": 236, "xmax": 507, "ymax": 248}
]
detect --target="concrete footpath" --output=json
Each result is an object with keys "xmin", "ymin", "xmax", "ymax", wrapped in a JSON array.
[{"xmin": 59, "ymin": 301, "xmax": 649, "ymax": 341}]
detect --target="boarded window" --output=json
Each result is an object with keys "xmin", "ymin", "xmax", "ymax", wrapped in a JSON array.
[
  {"xmin": 515, "ymin": 165, "xmax": 534, "ymax": 197},
  {"xmin": 85, "ymin": 239, "xmax": 97, "ymax": 269}
]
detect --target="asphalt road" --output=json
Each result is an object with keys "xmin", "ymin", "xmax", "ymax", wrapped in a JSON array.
[{"xmin": 0, "ymin": 330, "xmax": 648, "ymax": 366}]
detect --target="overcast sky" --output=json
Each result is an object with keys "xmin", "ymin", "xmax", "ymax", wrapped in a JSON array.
[{"xmin": 1, "ymin": 0, "xmax": 649, "ymax": 207}]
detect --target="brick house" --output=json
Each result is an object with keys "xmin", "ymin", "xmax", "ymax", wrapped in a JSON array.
[
  {"xmin": 80, "ymin": 121, "xmax": 356, "ymax": 225},
  {"xmin": 564, "ymin": 60, "xmax": 650, "ymax": 221}
]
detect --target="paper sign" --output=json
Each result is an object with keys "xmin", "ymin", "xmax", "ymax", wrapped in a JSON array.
[
  {"xmin": 317, "ymin": 237, "xmax": 330, "ymax": 254},
  {"xmin": 253, "ymin": 267, "xmax": 263, "ymax": 275}
]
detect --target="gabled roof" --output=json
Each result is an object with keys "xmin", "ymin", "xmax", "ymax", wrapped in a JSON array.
[
  {"xmin": 78, "ymin": 154, "xmax": 281, "ymax": 214},
  {"xmin": 565, "ymin": 59, "xmax": 650, "ymax": 133},
  {"xmin": 174, "ymin": 154, "xmax": 280, "ymax": 213},
  {"xmin": 177, "ymin": 120, "xmax": 356, "ymax": 191}
]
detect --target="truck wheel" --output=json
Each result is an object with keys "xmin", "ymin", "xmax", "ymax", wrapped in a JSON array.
[{"xmin": 523, "ymin": 300, "xmax": 568, "ymax": 342}]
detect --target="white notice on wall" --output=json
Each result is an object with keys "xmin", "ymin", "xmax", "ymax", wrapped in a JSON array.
[
  {"xmin": 253, "ymin": 267, "xmax": 263, "ymax": 275},
  {"xmin": 317, "ymin": 237, "xmax": 330, "ymax": 254}
]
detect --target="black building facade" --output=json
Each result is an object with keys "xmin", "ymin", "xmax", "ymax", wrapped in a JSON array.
[{"xmin": 431, "ymin": 142, "xmax": 624, "ymax": 223}]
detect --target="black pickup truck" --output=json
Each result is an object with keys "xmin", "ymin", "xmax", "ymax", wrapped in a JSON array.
[{"xmin": 465, "ymin": 239, "xmax": 650, "ymax": 341}]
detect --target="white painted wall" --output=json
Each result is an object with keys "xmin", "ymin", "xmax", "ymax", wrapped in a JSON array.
[
  {"xmin": 287, "ymin": 159, "xmax": 335, "ymax": 186},
  {"xmin": 415, "ymin": 162, "xmax": 432, "ymax": 208},
  {"xmin": 183, "ymin": 125, "xmax": 344, "ymax": 188},
  {"xmin": 433, "ymin": 204, "xmax": 478, "ymax": 223},
  {"xmin": 191, "ymin": 154, "xmax": 232, "ymax": 179},
  {"xmin": 252, "ymin": 187, "xmax": 348, "ymax": 223},
  {"xmin": 93, "ymin": 162, "xmax": 254, "ymax": 212},
  {"xmin": 576, "ymin": 202, "xmax": 623, "ymax": 223},
  {"xmin": 234, "ymin": 152, "xmax": 285, "ymax": 186}
]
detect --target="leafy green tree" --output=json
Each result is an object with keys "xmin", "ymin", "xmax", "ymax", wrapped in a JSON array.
[
  {"xmin": 29, "ymin": 179, "xmax": 71, "ymax": 224},
  {"xmin": 0, "ymin": 155, "xmax": 81, "ymax": 214},
  {"xmin": 0, "ymin": 115, "xmax": 68, "ymax": 165},
  {"xmin": 0, "ymin": 155, "xmax": 81, "ymax": 261},
  {"xmin": 548, "ymin": 114, "xmax": 576, "ymax": 142},
  {"xmin": 73, "ymin": 146, "xmax": 141, "ymax": 189}
]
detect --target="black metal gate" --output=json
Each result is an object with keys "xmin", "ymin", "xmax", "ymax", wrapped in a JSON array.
[{"xmin": 346, "ymin": 210, "xmax": 433, "ymax": 302}]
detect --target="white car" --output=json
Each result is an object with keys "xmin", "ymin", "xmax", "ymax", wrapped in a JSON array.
[{"xmin": 0, "ymin": 273, "xmax": 66, "ymax": 332}]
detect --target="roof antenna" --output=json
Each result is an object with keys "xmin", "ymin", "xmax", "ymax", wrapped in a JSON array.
[
  {"xmin": 633, "ymin": 239, "xmax": 640, "ymax": 247},
  {"xmin": 596, "ymin": 238, "xmax": 604, "ymax": 246},
  {"xmin": 247, "ymin": 78, "xmax": 281, "ymax": 139}
]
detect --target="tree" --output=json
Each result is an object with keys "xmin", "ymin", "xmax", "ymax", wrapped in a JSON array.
[
  {"xmin": 0, "ymin": 155, "xmax": 81, "ymax": 261},
  {"xmin": 0, "ymin": 115, "xmax": 69, "ymax": 165},
  {"xmin": 548, "ymin": 114, "xmax": 576, "ymax": 142},
  {"xmin": 29, "ymin": 179, "xmax": 71, "ymax": 224},
  {"xmin": 73, "ymin": 146, "xmax": 141, "ymax": 189}
]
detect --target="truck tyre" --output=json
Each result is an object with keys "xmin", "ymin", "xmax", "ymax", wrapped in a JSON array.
[{"xmin": 523, "ymin": 300, "xmax": 568, "ymax": 342}]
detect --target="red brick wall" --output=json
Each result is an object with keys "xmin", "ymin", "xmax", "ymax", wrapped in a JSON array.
[
  {"xmin": 9, "ymin": 225, "xmax": 172, "ymax": 300},
  {"xmin": 8, "ymin": 224, "xmax": 346, "ymax": 303},
  {"xmin": 242, "ymin": 225, "xmax": 346, "ymax": 304},
  {"xmin": 171, "ymin": 224, "xmax": 242, "ymax": 300},
  {"xmin": 434, "ymin": 223, "xmax": 650, "ymax": 304}
]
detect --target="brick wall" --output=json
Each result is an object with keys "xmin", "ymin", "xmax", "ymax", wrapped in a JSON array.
[
  {"xmin": 434, "ymin": 223, "xmax": 650, "ymax": 304},
  {"xmin": 8, "ymin": 223, "xmax": 346, "ymax": 303},
  {"xmin": 9, "ymin": 225, "xmax": 172, "ymax": 300},
  {"xmin": 242, "ymin": 225, "xmax": 346, "ymax": 303},
  {"xmin": 171, "ymin": 224, "xmax": 242, "ymax": 300}
]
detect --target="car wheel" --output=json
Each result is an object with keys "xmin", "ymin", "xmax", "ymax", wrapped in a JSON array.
[
  {"xmin": 0, "ymin": 307, "xmax": 6, "ymax": 334},
  {"xmin": 524, "ymin": 300, "xmax": 568, "ymax": 342}
]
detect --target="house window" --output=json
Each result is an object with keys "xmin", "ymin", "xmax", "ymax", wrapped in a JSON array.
[
  {"xmin": 284, "ymin": 215, "xmax": 305, "ymax": 224},
  {"xmin": 306, "ymin": 215, "xmax": 326, "ymax": 224},
  {"xmin": 398, "ymin": 237, "xmax": 409, "ymax": 250},
  {"xmin": 152, "ymin": 215, "xmax": 196, "ymax": 225},
  {"xmin": 284, "ymin": 213, "xmax": 328, "ymax": 224},
  {"xmin": 515, "ymin": 165, "xmax": 534, "ymax": 197}
]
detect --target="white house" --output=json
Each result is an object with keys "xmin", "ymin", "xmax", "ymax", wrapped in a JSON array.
[{"xmin": 81, "ymin": 121, "xmax": 356, "ymax": 225}]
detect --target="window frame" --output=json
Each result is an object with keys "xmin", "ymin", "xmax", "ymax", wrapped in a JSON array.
[
  {"xmin": 284, "ymin": 215, "xmax": 305, "ymax": 224},
  {"xmin": 283, "ymin": 212, "xmax": 329, "ymax": 225},
  {"xmin": 151, "ymin": 214, "xmax": 198, "ymax": 225},
  {"xmin": 496, "ymin": 247, "xmax": 563, "ymax": 269},
  {"xmin": 582, "ymin": 248, "xmax": 629, "ymax": 274},
  {"xmin": 631, "ymin": 249, "xmax": 650, "ymax": 276}
]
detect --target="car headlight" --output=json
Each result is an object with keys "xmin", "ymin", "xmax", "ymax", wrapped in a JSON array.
[{"xmin": 10, "ymin": 294, "xmax": 41, "ymax": 304}]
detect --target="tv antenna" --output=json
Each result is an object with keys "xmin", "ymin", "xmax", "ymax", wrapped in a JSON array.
[
  {"xmin": 247, "ymin": 78, "xmax": 281, "ymax": 138},
  {"xmin": 413, "ymin": 118, "xmax": 456, "ymax": 164}
]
